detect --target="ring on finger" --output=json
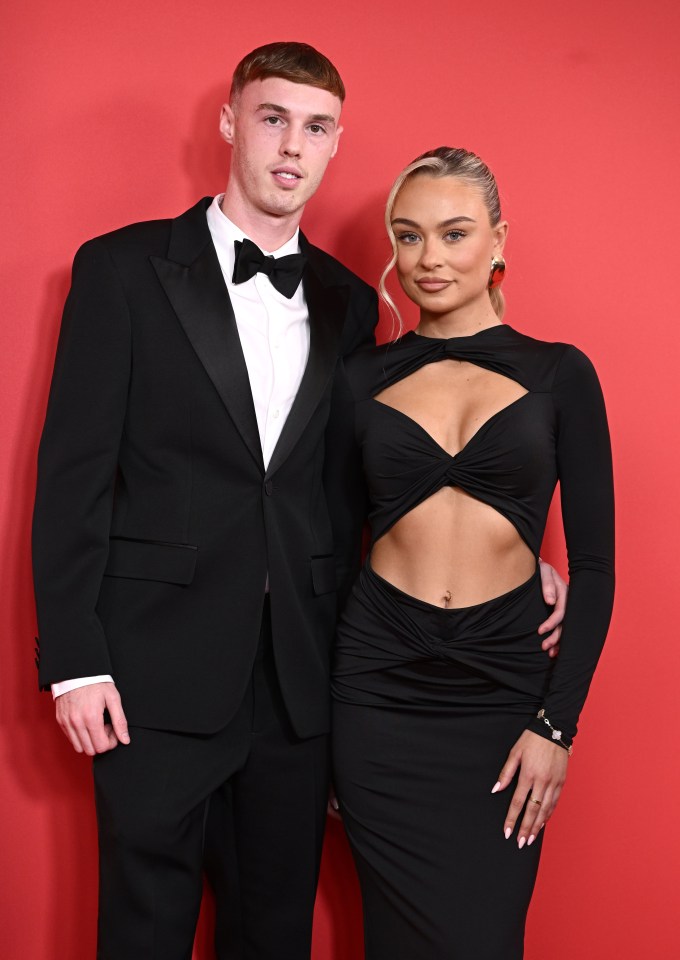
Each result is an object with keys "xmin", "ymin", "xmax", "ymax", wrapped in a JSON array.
[{"xmin": 529, "ymin": 797, "xmax": 542, "ymax": 805}]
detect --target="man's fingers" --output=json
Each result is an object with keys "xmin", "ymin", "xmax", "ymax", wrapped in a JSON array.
[
  {"xmin": 537, "ymin": 562, "xmax": 568, "ymax": 636},
  {"xmin": 551, "ymin": 569, "xmax": 568, "ymax": 618},
  {"xmin": 58, "ymin": 717, "xmax": 84, "ymax": 754},
  {"xmin": 70, "ymin": 718, "xmax": 98, "ymax": 756},
  {"xmin": 539, "ymin": 624, "xmax": 561, "ymax": 652},
  {"xmin": 76, "ymin": 706, "xmax": 114, "ymax": 754},
  {"xmin": 105, "ymin": 689, "xmax": 130, "ymax": 745},
  {"xmin": 537, "ymin": 610, "xmax": 561, "ymax": 636},
  {"xmin": 538, "ymin": 560, "xmax": 557, "ymax": 604},
  {"xmin": 55, "ymin": 682, "xmax": 127, "ymax": 755}
]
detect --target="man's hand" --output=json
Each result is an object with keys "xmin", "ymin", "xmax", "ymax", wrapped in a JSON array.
[
  {"xmin": 55, "ymin": 682, "xmax": 130, "ymax": 755},
  {"xmin": 327, "ymin": 783, "xmax": 342, "ymax": 821},
  {"xmin": 537, "ymin": 559, "xmax": 568, "ymax": 658}
]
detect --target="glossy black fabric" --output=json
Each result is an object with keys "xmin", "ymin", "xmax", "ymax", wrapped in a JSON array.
[{"xmin": 341, "ymin": 324, "xmax": 615, "ymax": 741}]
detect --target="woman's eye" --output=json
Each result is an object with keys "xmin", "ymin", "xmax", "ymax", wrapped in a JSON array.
[
  {"xmin": 396, "ymin": 232, "xmax": 419, "ymax": 244},
  {"xmin": 445, "ymin": 230, "xmax": 465, "ymax": 242}
]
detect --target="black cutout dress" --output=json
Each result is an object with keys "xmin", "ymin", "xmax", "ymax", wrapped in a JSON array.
[{"xmin": 331, "ymin": 324, "xmax": 615, "ymax": 959}]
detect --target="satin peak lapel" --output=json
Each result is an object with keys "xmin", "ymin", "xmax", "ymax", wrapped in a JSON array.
[
  {"xmin": 151, "ymin": 234, "xmax": 264, "ymax": 472},
  {"xmin": 266, "ymin": 262, "xmax": 348, "ymax": 478}
]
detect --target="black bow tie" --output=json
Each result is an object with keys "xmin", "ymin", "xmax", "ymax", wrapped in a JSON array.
[{"xmin": 232, "ymin": 238, "xmax": 306, "ymax": 299}]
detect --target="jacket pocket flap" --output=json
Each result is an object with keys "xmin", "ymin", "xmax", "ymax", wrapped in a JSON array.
[
  {"xmin": 104, "ymin": 538, "xmax": 197, "ymax": 585},
  {"xmin": 311, "ymin": 555, "xmax": 337, "ymax": 595}
]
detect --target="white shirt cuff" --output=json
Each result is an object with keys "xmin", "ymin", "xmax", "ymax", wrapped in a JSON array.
[{"xmin": 51, "ymin": 675, "xmax": 114, "ymax": 699}]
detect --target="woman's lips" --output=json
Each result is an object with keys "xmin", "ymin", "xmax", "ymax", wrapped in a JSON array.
[{"xmin": 415, "ymin": 278, "xmax": 452, "ymax": 292}]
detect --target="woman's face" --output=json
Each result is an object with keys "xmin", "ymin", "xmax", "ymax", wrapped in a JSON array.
[{"xmin": 391, "ymin": 174, "xmax": 507, "ymax": 321}]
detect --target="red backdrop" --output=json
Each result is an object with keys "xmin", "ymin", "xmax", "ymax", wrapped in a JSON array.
[{"xmin": 2, "ymin": 1, "xmax": 678, "ymax": 956}]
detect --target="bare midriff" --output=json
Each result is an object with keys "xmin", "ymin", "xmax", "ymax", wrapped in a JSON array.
[
  {"xmin": 370, "ymin": 488, "xmax": 536, "ymax": 608},
  {"xmin": 369, "ymin": 357, "xmax": 535, "ymax": 609}
]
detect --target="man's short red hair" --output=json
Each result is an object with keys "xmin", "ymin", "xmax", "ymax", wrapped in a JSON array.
[{"xmin": 230, "ymin": 41, "xmax": 345, "ymax": 104}]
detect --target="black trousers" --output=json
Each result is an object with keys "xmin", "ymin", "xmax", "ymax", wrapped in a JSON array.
[{"xmin": 94, "ymin": 600, "xmax": 330, "ymax": 960}]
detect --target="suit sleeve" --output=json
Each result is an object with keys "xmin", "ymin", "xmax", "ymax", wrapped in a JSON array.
[
  {"xmin": 527, "ymin": 346, "xmax": 615, "ymax": 743},
  {"xmin": 323, "ymin": 285, "xmax": 377, "ymax": 610},
  {"xmin": 32, "ymin": 239, "xmax": 132, "ymax": 687}
]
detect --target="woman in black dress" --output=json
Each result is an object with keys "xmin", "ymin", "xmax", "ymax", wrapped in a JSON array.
[{"xmin": 331, "ymin": 147, "xmax": 614, "ymax": 959}]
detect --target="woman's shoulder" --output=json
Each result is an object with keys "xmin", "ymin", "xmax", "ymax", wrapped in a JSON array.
[{"xmin": 502, "ymin": 326, "xmax": 600, "ymax": 388}]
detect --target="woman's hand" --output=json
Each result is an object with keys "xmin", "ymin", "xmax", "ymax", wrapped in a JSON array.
[{"xmin": 491, "ymin": 729, "xmax": 569, "ymax": 848}]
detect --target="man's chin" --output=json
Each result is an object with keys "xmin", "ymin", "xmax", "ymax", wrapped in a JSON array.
[{"xmin": 260, "ymin": 193, "xmax": 308, "ymax": 219}]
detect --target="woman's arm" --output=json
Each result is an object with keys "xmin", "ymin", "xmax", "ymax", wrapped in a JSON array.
[{"xmin": 493, "ymin": 344, "xmax": 615, "ymax": 845}]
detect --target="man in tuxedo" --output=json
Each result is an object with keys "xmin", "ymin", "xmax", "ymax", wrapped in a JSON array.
[{"xmin": 33, "ymin": 41, "xmax": 566, "ymax": 960}]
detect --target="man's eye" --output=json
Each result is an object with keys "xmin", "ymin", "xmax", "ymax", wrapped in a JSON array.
[
  {"xmin": 265, "ymin": 116, "xmax": 282, "ymax": 125},
  {"xmin": 308, "ymin": 124, "xmax": 326, "ymax": 134}
]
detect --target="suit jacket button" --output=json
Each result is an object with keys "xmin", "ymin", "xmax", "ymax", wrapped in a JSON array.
[{"xmin": 264, "ymin": 480, "xmax": 273, "ymax": 496}]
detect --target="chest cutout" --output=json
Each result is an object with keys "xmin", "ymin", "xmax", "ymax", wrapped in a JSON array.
[{"xmin": 373, "ymin": 359, "xmax": 528, "ymax": 458}]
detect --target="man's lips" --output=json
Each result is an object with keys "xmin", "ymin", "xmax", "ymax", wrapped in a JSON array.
[{"xmin": 271, "ymin": 167, "xmax": 303, "ymax": 187}]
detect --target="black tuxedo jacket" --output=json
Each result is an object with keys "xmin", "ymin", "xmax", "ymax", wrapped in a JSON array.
[{"xmin": 33, "ymin": 198, "xmax": 377, "ymax": 736}]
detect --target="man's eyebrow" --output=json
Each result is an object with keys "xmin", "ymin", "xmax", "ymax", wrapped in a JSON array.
[
  {"xmin": 308, "ymin": 113, "xmax": 337, "ymax": 125},
  {"xmin": 391, "ymin": 216, "xmax": 477, "ymax": 227},
  {"xmin": 256, "ymin": 103, "xmax": 337, "ymax": 126},
  {"xmin": 256, "ymin": 102, "xmax": 290, "ymax": 115}
]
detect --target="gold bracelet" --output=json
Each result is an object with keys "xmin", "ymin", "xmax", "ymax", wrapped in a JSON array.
[{"xmin": 537, "ymin": 709, "xmax": 573, "ymax": 756}]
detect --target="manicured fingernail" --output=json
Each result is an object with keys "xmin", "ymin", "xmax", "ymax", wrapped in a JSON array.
[
  {"xmin": 491, "ymin": 781, "xmax": 501, "ymax": 794},
  {"xmin": 527, "ymin": 835, "xmax": 536, "ymax": 846},
  {"xmin": 330, "ymin": 798, "xmax": 339, "ymax": 810},
  {"xmin": 518, "ymin": 837, "xmax": 526, "ymax": 849},
  {"xmin": 504, "ymin": 827, "xmax": 512, "ymax": 840}
]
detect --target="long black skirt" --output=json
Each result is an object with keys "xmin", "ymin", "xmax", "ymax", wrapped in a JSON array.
[{"xmin": 332, "ymin": 560, "xmax": 555, "ymax": 960}]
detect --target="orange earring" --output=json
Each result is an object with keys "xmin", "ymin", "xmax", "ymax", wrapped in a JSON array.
[{"xmin": 488, "ymin": 256, "xmax": 506, "ymax": 289}]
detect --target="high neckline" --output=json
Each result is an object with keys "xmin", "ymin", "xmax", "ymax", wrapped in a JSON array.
[{"xmin": 402, "ymin": 324, "xmax": 516, "ymax": 343}]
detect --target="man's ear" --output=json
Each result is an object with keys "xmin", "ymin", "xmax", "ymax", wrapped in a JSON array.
[
  {"xmin": 219, "ymin": 103, "xmax": 236, "ymax": 145},
  {"xmin": 330, "ymin": 125, "xmax": 344, "ymax": 160}
]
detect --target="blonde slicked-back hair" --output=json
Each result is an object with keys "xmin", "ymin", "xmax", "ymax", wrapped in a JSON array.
[
  {"xmin": 230, "ymin": 41, "xmax": 345, "ymax": 105},
  {"xmin": 380, "ymin": 147, "xmax": 505, "ymax": 335}
]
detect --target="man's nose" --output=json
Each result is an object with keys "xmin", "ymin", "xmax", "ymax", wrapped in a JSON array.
[{"xmin": 280, "ymin": 124, "xmax": 303, "ymax": 158}]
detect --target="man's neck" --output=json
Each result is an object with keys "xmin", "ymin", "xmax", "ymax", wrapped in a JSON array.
[{"xmin": 219, "ymin": 190, "xmax": 302, "ymax": 252}]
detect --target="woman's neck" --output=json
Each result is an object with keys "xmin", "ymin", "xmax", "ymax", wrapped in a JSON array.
[{"xmin": 416, "ymin": 302, "xmax": 502, "ymax": 340}]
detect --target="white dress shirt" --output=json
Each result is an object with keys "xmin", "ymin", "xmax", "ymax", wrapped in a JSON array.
[{"xmin": 52, "ymin": 196, "xmax": 310, "ymax": 698}]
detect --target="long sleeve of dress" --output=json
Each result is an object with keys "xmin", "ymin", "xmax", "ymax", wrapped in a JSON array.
[{"xmin": 527, "ymin": 345, "xmax": 615, "ymax": 743}]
